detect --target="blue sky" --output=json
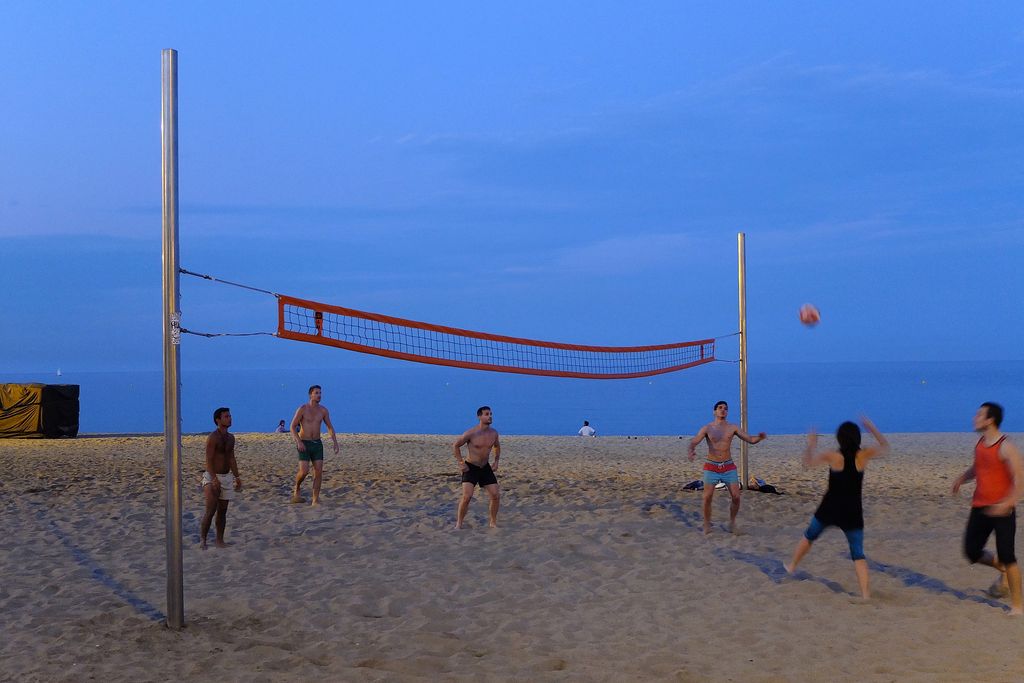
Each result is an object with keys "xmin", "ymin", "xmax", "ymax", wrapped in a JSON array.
[{"xmin": 2, "ymin": 2, "xmax": 1023, "ymax": 374}]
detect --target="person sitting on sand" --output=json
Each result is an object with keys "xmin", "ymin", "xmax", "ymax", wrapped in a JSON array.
[
  {"xmin": 290, "ymin": 384, "xmax": 339, "ymax": 506},
  {"xmin": 578, "ymin": 420, "xmax": 596, "ymax": 437},
  {"xmin": 952, "ymin": 402, "xmax": 1024, "ymax": 616},
  {"xmin": 275, "ymin": 419, "xmax": 287, "ymax": 433},
  {"xmin": 784, "ymin": 416, "xmax": 888, "ymax": 598},
  {"xmin": 453, "ymin": 406, "xmax": 501, "ymax": 529},
  {"xmin": 687, "ymin": 400, "xmax": 766, "ymax": 535},
  {"xmin": 201, "ymin": 407, "xmax": 242, "ymax": 549}
]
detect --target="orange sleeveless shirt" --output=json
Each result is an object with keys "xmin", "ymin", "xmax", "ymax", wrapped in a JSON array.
[{"xmin": 972, "ymin": 435, "xmax": 1011, "ymax": 508}]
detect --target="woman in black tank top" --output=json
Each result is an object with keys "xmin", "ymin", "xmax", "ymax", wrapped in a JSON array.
[{"xmin": 784, "ymin": 417, "xmax": 889, "ymax": 599}]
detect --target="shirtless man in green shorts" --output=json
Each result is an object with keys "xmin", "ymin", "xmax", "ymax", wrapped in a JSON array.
[
  {"xmin": 290, "ymin": 384, "xmax": 339, "ymax": 505},
  {"xmin": 201, "ymin": 407, "xmax": 242, "ymax": 549}
]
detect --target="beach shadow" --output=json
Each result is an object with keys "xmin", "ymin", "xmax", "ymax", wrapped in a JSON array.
[
  {"xmin": 25, "ymin": 501, "xmax": 166, "ymax": 623},
  {"xmin": 182, "ymin": 510, "xmax": 201, "ymax": 545},
  {"xmin": 717, "ymin": 548, "xmax": 851, "ymax": 595},
  {"xmin": 270, "ymin": 505, "xmax": 453, "ymax": 535},
  {"xmin": 640, "ymin": 499, "xmax": 699, "ymax": 529},
  {"xmin": 864, "ymin": 557, "xmax": 1009, "ymax": 612}
]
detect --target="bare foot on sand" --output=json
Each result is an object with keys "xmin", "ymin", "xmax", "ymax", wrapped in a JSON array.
[
  {"xmin": 311, "ymin": 498, "xmax": 321, "ymax": 506},
  {"xmin": 986, "ymin": 576, "xmax": 1009, "ymax": 598},
  {"xmin": 291, "ymin": 493, "xmax": 305, "ymax": 504}
]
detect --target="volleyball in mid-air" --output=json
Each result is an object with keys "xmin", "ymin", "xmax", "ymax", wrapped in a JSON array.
[{"xmin": 799, "ymin": 303, "xmax": 821, "ymax": 326}]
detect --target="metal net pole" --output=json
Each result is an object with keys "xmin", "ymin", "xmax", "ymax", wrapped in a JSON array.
[
  {"xmin": 737, "ymin": 232, "xmax": 749, "ymax": 488},
  {"xmin": 161, "ymin": 48, "xmax": 184, "ymax": 629}
]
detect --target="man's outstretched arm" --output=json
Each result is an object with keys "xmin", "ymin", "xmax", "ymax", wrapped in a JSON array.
[
  {"xmin": 736, "ymin": 429, "xmax": 767, "ymax": 445},
  {"xmin": 688, "ymin": 427, "xmax": 708, "ymax": 461}
]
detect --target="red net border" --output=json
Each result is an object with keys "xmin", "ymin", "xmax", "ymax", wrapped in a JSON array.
[{"xmin": 277, "ymin": 294, "xmax": 715, "ymax": 380}]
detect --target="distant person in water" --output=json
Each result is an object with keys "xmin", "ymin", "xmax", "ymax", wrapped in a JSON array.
[
  {"xmin": 453, "ymin": 406, "xmax": 501, "ymax": 529},
  {"xmin": 289, "ymin": 385, "xmax": 339, "ymax": 506},
  {"xmin": 687, "ymin": 400, "xmax": 766, "ymax": 535},
  {"xmin": 784, "ymin": 416, "xmax": 889, "ymax": 598},
  {"xmin": 201, "ymin": 407, "xmax": 242, "ymax": 549},
  {"xmin": 275, "ymin": 420, "xmax": 287, "ymax": 433},
  {"xmin": 578, "ymin": 420, "xmax": 596, "ymax": 437},
  {"xmin": 952, "ymin": 402, "xmax": 1024, "ymax": 616}
]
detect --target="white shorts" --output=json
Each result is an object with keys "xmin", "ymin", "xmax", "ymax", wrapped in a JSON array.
[{"xmin": 202, "ymin": 471, "xmax": 236, "ymax": 501}]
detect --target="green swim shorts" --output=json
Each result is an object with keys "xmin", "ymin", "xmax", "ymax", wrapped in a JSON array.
[{"xmin": 298, "ymin": 439, "xmax": 324, "ymax": 462}]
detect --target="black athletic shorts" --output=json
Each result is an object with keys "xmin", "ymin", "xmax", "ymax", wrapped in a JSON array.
[
  {"xmin": 461, "ymin": 461, "xmax": 498, "ymax": 487},
  {"xmin": 964, "ymin": 506, "xmax": 1017, "ymax": 565}
]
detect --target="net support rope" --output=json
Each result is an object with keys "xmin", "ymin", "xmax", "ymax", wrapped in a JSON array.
[{"xmin": 181, "ymin": 268, "xmax": 720, "ymax": 379}]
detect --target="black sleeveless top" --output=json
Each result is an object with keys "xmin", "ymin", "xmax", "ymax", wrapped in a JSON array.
[{"xmin": 813, "ymin": 450, "xmax": 864, "ymax": 531}]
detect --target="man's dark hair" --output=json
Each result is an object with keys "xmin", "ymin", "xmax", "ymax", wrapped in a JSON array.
[
  {"xmin": 583, "ymin": 420, "xmax": 590, "ymax": 426},
  {"xmin": 309, "ymin": 384, "xmax": 321, "ymax": 396},
  {"xmin": 714, "ymin": 401, "xmax": 728, "ymax": 410},
  {"xmin": 477, "ymin": 405, "xmax": 491, "ymax": 416},
  {"xmin": 981, "ymin": 402, "xmax": 1004, "ymax": 428},
  {"xmin": 213, "ymin": 407, "xmax": 230, "ymax": 423}
]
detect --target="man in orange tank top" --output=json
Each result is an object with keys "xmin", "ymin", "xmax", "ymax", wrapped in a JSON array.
[{"xmin": 952, "ymin": 402, "xmax": 1024, "ymax": 615}]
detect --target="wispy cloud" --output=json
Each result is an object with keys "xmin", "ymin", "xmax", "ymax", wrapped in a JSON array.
[{"xmin": 806, "ymin": 63, "xmax": 1024, "ymax": 100}]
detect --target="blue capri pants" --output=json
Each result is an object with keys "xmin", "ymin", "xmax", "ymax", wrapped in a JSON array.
[{"xmin": 804, "ymin": 516, "xmax": 865, "ymax": 561}]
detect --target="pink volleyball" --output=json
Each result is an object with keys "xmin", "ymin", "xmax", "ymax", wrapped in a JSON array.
[{"xmin": 799, "ymin": 304, "xmax": 821, "ymax": 326}]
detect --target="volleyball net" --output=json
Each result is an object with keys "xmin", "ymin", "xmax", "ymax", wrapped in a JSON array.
[
  {"xmin": 276, "ymin": 293, "xmax": 714, "ymax": 379},
  {"xmin": 179, "ymin": 269, "xmax": 717, "ymax": 379}
]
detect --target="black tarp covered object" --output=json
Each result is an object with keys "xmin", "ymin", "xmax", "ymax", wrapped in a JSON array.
[{"xmin": 0, "ymin": 384, "xmax": 80, "ymax": 438}]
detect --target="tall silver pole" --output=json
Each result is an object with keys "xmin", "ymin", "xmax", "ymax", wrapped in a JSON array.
[
  {"xmin": 737, "ymin": 233, "xmax": 749, "ymax": 488},
  {"xmin": 161, "ymin": 48, "xmax": 184, "ymax": 629}
]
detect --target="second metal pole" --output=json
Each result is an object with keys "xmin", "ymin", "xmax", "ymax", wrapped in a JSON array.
[{"xmin": 737, "ymin": 232, "xmax": 749, "ymax": 488}]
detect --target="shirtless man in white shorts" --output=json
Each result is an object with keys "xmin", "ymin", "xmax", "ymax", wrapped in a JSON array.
[{"xmin": 201, "ymin": 407, "xmax": 242, "ymax": 549}]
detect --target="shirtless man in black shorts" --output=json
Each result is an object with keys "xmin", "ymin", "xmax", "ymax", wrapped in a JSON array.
[
  {"xmin": 453, "ymin": 406, "xmax": 501, "ymax": 529},
  {"xmin": 201, "ymin": 407, "xmax": 242, "ymax": 549}
]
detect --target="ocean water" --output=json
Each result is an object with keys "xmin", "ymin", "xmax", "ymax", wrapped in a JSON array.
[{"xmin": 4, "ymin": 361, "xmax": 1023, "ymax": 436}]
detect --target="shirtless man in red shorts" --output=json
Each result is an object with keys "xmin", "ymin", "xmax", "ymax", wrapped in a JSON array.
[{"xmin": 688, "ymin": 400, "xmax": 766, "ymax": 535}]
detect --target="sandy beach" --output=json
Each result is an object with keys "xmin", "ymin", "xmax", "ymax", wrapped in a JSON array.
[{"xmin": 2, "ymin": 432, "xmax": 1023, "ymax": 682}]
